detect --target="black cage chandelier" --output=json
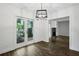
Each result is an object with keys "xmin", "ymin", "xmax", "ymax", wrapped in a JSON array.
[{"xmin": 36, "ymin": 3, "xmax": 47, "ymax": 18}]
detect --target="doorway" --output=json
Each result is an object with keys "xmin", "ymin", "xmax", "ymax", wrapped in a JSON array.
[
  {"xmin": 51, "ymin": 28, "xmax": 56, "ymax": 37},
  {"xmin": 57, "ymin": 20, "xmax": 69, "ymax": 48},
  {"xmin": 49, "ymin": 16, "xmax": 69, "ymax": 48}
]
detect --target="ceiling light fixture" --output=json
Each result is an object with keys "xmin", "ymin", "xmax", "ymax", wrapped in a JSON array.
[{"xmin": 36, "ymin": 3, "xmax": 47, "ymax": 18}]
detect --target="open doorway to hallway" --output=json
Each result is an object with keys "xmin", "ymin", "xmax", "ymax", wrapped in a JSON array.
[{"xmin": 49, "ymin": 16, "xmax": 69, "ymax": 49}]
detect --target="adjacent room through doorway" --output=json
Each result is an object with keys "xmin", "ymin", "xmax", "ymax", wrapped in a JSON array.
[{"xmin": 49, "ymin": 16, "xmax": 69, "ymax": 49}]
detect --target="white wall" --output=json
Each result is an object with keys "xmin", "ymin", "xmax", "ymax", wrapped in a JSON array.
[
  {"xmin": 50, "ymin": 21, "xmax": 57, "ymax": 28},
  {"xmin": 0, "ymin": 4, "xmax": 30, "ymax": 54},
  {"xmin": 50, "ymin": 5, "xmax": 79, "ymax": 52},
  {"xmin": 57, "ymin": 21, "xmax": 69, "ymax": 36},
  {"xmin": 33, "ymin": 19, "xmax": 49, "ymax": 42},
  {"xmin": 0, "ymin": 4, "xmax": 49, "ymax": 54},
  {"xmin": 0, "ymin": 4, "xmax": 19, "ymax": 54}
]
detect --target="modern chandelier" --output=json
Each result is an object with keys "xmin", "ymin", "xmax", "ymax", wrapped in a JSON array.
[{"xmin": 36, "ymin": 3, "xmax": 47, "ymax": 18}]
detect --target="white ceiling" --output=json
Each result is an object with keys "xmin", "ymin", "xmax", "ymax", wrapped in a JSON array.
[
  {"xmin": 10, "ymin": 3, "xmax": 79, "ymax": 12},
  {"xmin": 7, "ymin": 3, "xmax": 79, "ymax": 19}
]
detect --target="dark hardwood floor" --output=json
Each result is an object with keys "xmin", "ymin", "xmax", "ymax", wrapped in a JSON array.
[{"xmin": 0, "ymin": 36, "xmax": 79, "ymax": 56}]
